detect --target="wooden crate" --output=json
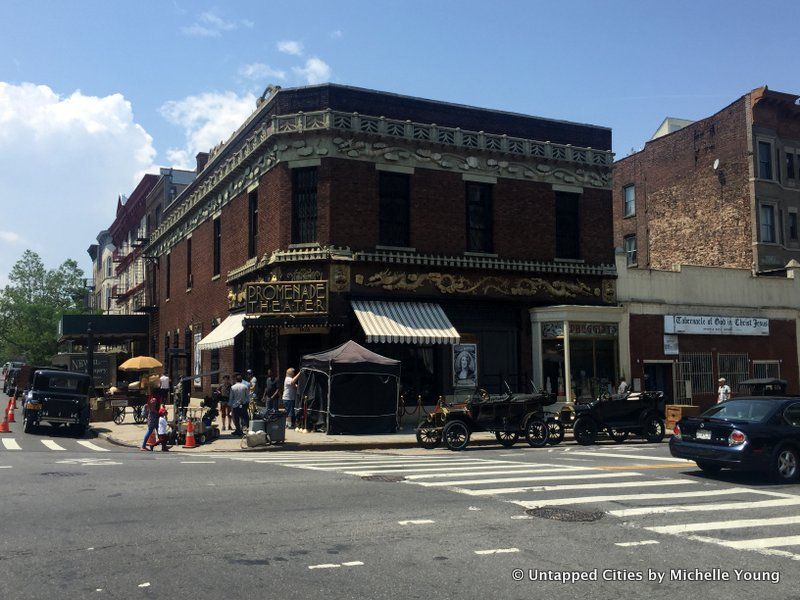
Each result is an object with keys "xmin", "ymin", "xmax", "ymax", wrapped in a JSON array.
[{"xmin": 666, "ymin": 404, "xmax": 702, "ymax": 433}]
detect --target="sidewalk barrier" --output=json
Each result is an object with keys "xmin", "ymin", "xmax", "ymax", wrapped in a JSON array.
[
  {"xmin": 0, "ymin": 408, "xmax": 9, "ymax": 433},
  {"xmin": 183, "ymin": 419, "xmax": 198, "ymax": 448},
  {"xmin": 6, "ymin": 399, "xmax": 15, "ymax": 423}
]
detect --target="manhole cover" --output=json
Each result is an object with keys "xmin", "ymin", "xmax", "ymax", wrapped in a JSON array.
[
  {"xmin": 361, "ymin": 475, "xmax": 405, "ymax": 482},
  {"xmin": 40, "ymin": 472, "xmax": 87, "ymax": 478},
  {"xmin": 526, "ymin": 507, "xmax": 604, "ymax": 522}
]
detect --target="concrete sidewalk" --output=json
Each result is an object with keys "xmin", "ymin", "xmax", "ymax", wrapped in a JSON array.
[{"xmin": 91, "ymin": 419, "xmax": 499, "ymax": 452}]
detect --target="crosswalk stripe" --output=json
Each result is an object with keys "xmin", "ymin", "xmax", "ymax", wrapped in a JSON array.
[
  {"xmin": 41, "ymin": 440, "xmax": 66, "ymax": 451},
  {"xmin": 609, "ymin": 497, "xmax": 800, "ymax": 518},
  {"xmin": 459, "ymin": 478, "xmax": 696, "ymax": 496},
  {"xmin": 2, "ymin": 438, "xmax": 21, "ymax": 450},
  {"xmin": 510, "ymin": 487, "xmax": 754, "ymax": 509},
  {"xmin": 345, "ymin": 464, "xmax": 587, "ymax": 476},
  {"xmin": 647, "ymin": 515, "xmax": 800, "ymax": 535},
  {"xmin": 402, "ymin": 467, "xmax": 589, "ymax": 480},
  {"xmin": 410, "ymin": 471, "xmax": 642, "ymax": 488},
  {"xmin": 703, "ymin": 535, "xmax": 800, "ymax": 550},
  {"xmin": 570, "ymin": 452, "xmax": 692, "ymax": 463},
  {"xmin": 76, "ymin": 440, "xmax": 109, "ymax": 452},
  {"xmin": 298, "ymin": 459, "xmax": 501, "ymax": 470}
]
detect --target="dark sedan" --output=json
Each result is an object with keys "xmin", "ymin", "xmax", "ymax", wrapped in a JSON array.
[{"xmin": 670, "ymin": 397, "xmax": 800, "ymax": 482}]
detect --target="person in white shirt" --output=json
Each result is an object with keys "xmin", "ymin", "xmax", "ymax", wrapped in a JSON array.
[
  {"xmin": 156, "ymin": 407, "xmax": 171, "ymax": 452},
  {"xmin": 159, "ymin": 373, "xmax": 170, "ymax": 403},
  {"xmin": 617, "ymin": 377, "xmax": 630, "ymax": 396},
  {"xmin": 717, "ymin": 378, "xmax": 731, "ymax": 403}
]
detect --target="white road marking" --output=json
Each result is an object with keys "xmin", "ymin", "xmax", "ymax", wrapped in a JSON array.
[
  {"xmin": 475, "ymin": 548, "xmax": 519, "ymax": 555},
  {"xmin": 510, "ymin": 515, "xmax": 534, "ymax": 520},
  {"xmin": 609, "ymin": 497, "xmax": 800, "ymax": 518},
  {"xmin": 460, "ymin": 478, "xmax": 695, "ymax": 496},
  {"xmin": 352, "ymin": 465, "xmax": 588, "ymax": 478},
  {"xmin": 511, "ymin": 487, "xmax": 755, "ymax": 509},
  {"xmin": 398, "ymin": 519, "xmax": 435, "ymax": 525},
  {"xmin": 181, "ymin": 461, "xmax": 216, "ymax": 464},
  {"xmin": 0, "ymin": 465, "xmax": 11, "ymax": 469},
  {"xmin": 615, "ymin": 540, "xmax": 659, "ymax": 547},
  {"xmin": 138, "ymin": 582, "xmax": 150, "ymax": 588},
  {"xmin": 702, "ymin": 535, "xmax": 800, "ymax": 550},
  {"xmin": 570, "ymin": 451, "xmax": 691, "ymax": 462},
  {"xmin": 647, "ymin": 515, "xmax": 800, "ymax": 535},
  {"xmin": 2, "ymin": 438, "xmax": 21, "ymax": 450},
  {"xmin": 297, "ymin": 459, "xmax": 505, "ymax": 470},
  {"xmin": 410, "ymin": 471, "xmax": 642, "ymax": 487},
  {"xmin": 468, "ymin": 506, "xmax": 481, "ymax": 511},
  {"xmin": 76, "ymin": 440, "xmax": 109, "ymax": 452},
  {"xmin": 342, "ymin": 561, "xmax": 364, "ymax": 566},
  {"xmin": 308, "ymin": 564, "xmax": 340, "ymax": 569},
  {"xmin": 41, "ymin": 440, "xmax": 66, "ymax": 451}
]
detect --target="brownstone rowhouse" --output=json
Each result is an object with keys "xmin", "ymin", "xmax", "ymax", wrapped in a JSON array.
[{"xmin": 145, "ymin": 84, "xmax": 617, "ymax": 404}]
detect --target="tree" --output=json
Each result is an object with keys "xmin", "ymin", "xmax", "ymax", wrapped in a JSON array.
[{"xmin": 0, "ymin": 250, "xmax": 89, "ymax": 364}]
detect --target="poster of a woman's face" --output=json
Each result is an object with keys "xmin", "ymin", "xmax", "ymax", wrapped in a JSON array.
[{"xmin": 453, "ymin": 344, "xmax": 477, "ymax": 387}]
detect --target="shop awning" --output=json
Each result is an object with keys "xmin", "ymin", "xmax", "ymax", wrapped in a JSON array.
[
  {"xmin": 196, "ymin": 314, "xmax": 246, "ymax": 351},
  {"xmin": 351, "ymin": 300, "xmax": 460, "ymax": 345}
]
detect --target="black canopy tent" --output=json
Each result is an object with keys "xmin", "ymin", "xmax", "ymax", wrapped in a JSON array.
[{"xmin": 298, "ymin": 341, "xmax": 400, "ymax": 434}]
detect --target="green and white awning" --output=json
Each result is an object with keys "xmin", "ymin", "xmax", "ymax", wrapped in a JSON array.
[{"xmin": 351, "ymin": 300, "xmax": 460, "ymax": 345}]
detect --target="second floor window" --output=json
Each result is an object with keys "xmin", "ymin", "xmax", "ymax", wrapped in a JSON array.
[
  {"xmin": 758, "ymin": 141, "xmax": 773, "ymax": 180},
  {"xmin": 555, "ymin": 192, "xmax": 580, "ymax": 259},
  {"xmin": 624, "ymin": 235, "xmax": 637, "ymax": 266},
  {"xmin": 787, "ymin": 153, "xmax": 796, "ymax": 180},
  {"xmin": 213, "ymin": 217, "xmax": 221, "ymax": 277},
  {"xmin": 623, "ymin": 184, "xmax": 635, "ymax": 217},
  {"xmin": 466, "ymin": 182, "xmax": 493, "ymax": 253},
  {"xmin": 760, "ymin": 204, "xmax": 776, "ymax": 243},
  {"xmin": 292, "ymin": 167, "xmax": 318, "ymax": 244},
  {"xmin": 379, "ymin": 172, "xmax": 410, "ymax": 247},
  {"xmin": 789, "ymin": 212, "xmax": 798, "ymax": 241},
  {"xmin": 248, "ymin": 190, "xmax": 258, "ymax": 259},
  {"xmin": 186, "ymin": 237, "xmax": 192, "ymax": 289},
  {"xmin": 165, "ymin": 252, "xmax": 171, "ymax": 299}
]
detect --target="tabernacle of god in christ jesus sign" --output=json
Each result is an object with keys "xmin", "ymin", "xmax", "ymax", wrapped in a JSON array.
[{"xmin": 245, "ymin": 281, "xmax": 329, "ymax": 316}]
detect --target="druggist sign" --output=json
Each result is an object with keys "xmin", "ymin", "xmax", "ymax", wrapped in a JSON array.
[{"xmin": 664, "ymin": 314, "xmax": 769, "ymax": 337}]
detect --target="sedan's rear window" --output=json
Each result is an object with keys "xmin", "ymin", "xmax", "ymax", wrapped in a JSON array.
[{"xmin": 702, "ymin": 400, "xmax": 774, "ymax": 423}]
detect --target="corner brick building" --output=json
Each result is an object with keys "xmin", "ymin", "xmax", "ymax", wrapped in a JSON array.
[
  {"xmin": 612, "ymin": 87, "xmax": 800, "ymax": 409},
  {"xmin": 145, "ymin": 84, "xmax": 618, "ymax": 406}
]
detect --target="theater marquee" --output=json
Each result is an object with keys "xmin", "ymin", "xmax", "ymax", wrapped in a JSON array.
[{"xmin": 245, "ymin": 281, "xmax": 329, "ymax": 316}]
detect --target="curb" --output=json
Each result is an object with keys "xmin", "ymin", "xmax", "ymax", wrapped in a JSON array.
[{"xmin": 92, "ymin": 428, "xmax": 140, "ymax": 449}]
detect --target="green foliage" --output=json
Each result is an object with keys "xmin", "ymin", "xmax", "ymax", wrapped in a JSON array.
[{"xmin": 0, "ymin": 250, "xmax": 89, "ymax": 364}]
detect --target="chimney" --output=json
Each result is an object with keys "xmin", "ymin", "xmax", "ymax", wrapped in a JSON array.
[{"xmin": 195, "ymin": 152, "xmax": 209, "ymax": 173}]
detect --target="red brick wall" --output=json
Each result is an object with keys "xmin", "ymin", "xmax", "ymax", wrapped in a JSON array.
[{"xmin": 613, "ymin": 96, "xmax": 753, "ymax": 270}]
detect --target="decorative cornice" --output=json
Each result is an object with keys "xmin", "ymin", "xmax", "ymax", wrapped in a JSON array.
[{"xmin": 148, "ymin": 109, "xmax": 614, "ymax": 258}]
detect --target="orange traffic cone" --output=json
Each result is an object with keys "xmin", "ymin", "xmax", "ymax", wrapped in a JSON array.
[
  {"xmin": 146, "ymin": 429, "xmax": 157, "ymax": 449},
  {"xmin": 0, "ymin": 409, "xmax": 10, "ymax": 433},
  {"xmin": 183, "ymin": 419, "xmax": 197, "ymax": 448},
  {"xmin": 6, "ymin": 399, "xmax": 15, "ymax": 423}
]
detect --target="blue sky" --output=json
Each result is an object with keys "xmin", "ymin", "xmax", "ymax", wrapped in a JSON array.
[{"xmin": 0, "ymin": 0, "xmax": 798, "ymax": 281}]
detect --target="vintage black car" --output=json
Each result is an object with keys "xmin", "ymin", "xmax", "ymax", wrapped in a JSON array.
[
  {"xmin": 737, "ymin": 378, "xmax": 788, "ymax": 396},
  {"xmin": 22, "ymin": 369, "xmax": 91, "ymax": 435},
  {"xmin": 416, "ymin": 384, "xmax": 557, "ymax": 451},
  {"xmin": 3, "ymin": 366, "xmax": 21, "ymax": 395},
  {"xmin": 572, "ymin": 391, "xmax": 666, "ymax": 445},
  {"xmin": 670, "ymin": 396, "xmax": 800, "ymax": 482}
]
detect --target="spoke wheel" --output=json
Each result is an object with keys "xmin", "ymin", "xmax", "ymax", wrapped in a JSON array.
[
  {"xmin": 525, "ymin": 419, "xmax": 549, "ymax": 448},
  {"xmin": 773, "ymin": 447, "xmax": 800, "ymax": 482},
  {"xmin": 113, "ymin": 407, "xmax": 126, "ymax": 425},
  {"xmin": 133, "ymin": 407, "xmax": 146, "ymax": 424},
  {"xmin": 609, "ymin": 429, "xmax": 629, "ymax": 443},
  {"xmin": 495, "ymin": 430, "xmax": 519, "ymax": 448},
  {"xmin": 546, "ymin": 419, "xmax": 565, "ymax": 445},
  {"xmin": 573, "ymin": 417, "xmax": 597, "ymax": 445},
  {"xmin": 416, "ymin": 425, "xmax": 442, "ymax": 449},
  {"xmin": 442, "ymin": 421, "xmax": 470, "ymax": 451},
  {"xmin": 644, "ymin": 417, "xmax": 665, "ymax": 443}
]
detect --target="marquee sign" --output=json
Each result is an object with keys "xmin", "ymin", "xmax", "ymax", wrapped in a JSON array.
[
  {"xmin": 664, "ymin": 314, "xmax": 769, "ymax": 337},
  {"xmin": 245, "ymin": 281, "xmax": 328, "ymax": 316}
]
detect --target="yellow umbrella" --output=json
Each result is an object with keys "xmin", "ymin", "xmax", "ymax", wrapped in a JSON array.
[{"xmin": 119, "ymin": 356, "xmax": 163, "ymax": 371}]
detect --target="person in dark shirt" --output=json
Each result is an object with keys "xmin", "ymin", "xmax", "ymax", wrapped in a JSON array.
[{"xmin": 262, "ymin": 368, "xmax": 279, "ymax": 411}]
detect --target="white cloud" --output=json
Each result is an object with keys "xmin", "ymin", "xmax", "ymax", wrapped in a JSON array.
[
  {"xmin": 238, "ymin": 63, "xmax": 286, "ymax": 81},
  {"xmin": 330, "ymin": 30, "xmax": 343, "ymax": 39},
  {"xmin": 277, "ymin": 40, "xmax": 304, "ymax": 56},
  {"xmin": 0, "ymin": 82, "xmax": 156, "ymax": 282},
  {"xmin": 181, "ymin": 10, "xmax": 253, "ymax": 37},
  {"xmin": 293, "ymin": 57, "xmax": 331, "ymax": 85},
  {"xmin": 160, "ymin": 91, "xmax": 257, "ymax": 169}
]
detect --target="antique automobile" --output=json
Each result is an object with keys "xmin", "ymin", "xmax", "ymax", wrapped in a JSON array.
[
  {"xmin": 415, "ymin": 383, "xmax": 557, "ymax": 451},
  {"xmin": 572, "ymin": 390, "xmax": 666, "ymax": 445},
  {"xmin": 737, "ymin": 378, "xmax": 788, "ymax": 397},
  {"xmin": 22, "ymin": 369, "xmax": 91, "ymax": 436},
  {"xmin": 671, "ymin": 397, "xmax": 800, "ymax": 482}
]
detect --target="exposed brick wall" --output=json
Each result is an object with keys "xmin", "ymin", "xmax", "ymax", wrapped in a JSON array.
[{"xmin": 613, "ymin": 96, "xmax": 753, "ymax": 270}]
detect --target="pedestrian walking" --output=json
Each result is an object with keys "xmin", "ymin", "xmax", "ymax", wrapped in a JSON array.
[
  {"xmin": 218, "ymin": 374, "xmax": 232, "ymax": 430},
  {"xmin": 262, "ymin": 368, "xmax": 279, "ymax": 412},
  {"xmin": 156, "ymin": 406, "xmax": 171, "ymax": 452},
  {"xmin": 717, "ymin": 378, "xmax": 731, "ymax": 403},
  {"xmin": 282, "ymin": 368, "xmax": 302, "ymax": 429},
  {"xmin": 229, "ymin": 373, "xmax": 250, "ymax": 436},
  {"xmin": 140, "ymin": 393, "xmax": 160, "ymax": 451}
]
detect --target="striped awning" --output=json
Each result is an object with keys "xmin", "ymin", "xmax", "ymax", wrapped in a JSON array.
[
  {"xmin": 351, "ymin": 300, "xmax": 460, "ymax": 345},
  {"xmin": 196, "ymin": 314, "xmax": 246, "ymax": 351}
]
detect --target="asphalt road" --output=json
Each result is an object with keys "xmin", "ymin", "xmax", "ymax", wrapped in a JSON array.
[{"xmin": 2, "ymin": 406, "xmax": 800, "ymax": 599}]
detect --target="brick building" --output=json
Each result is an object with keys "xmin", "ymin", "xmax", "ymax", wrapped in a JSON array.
[
  {"xmin": 613, "ymin": 86, "xmax": 800, "ymax": 409},
  {"xmin": 145, "ymin": 84, "xmax": 618, "ymax": 406}
]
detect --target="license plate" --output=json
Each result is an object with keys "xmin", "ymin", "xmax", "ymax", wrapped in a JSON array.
[
  {"xmin": 27, "ymin": 403, "xmax": 42, "ymax": 410},
  {"xmin": 696, "ymin": 430, "xmax": 711, "ymax": 440}
]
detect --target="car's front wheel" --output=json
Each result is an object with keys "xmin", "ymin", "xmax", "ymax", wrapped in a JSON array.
[
  {"xmin": 442, "ymin": 421, "xmax": 470, "ymax": 451},
  {"xmin": 772, "ymin": 445, "xmax": 800, "ymax": 483},
  {"xmin": 573, "ymin": 417, "xmax": 597, "ymax": 445},
  {"xmin": 643, "ymin": 416, "xmax": 666, "ymax": 443},
  {"xmin": 23, "ymin": 413, "xmax": 36, "ymax": 434}
]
